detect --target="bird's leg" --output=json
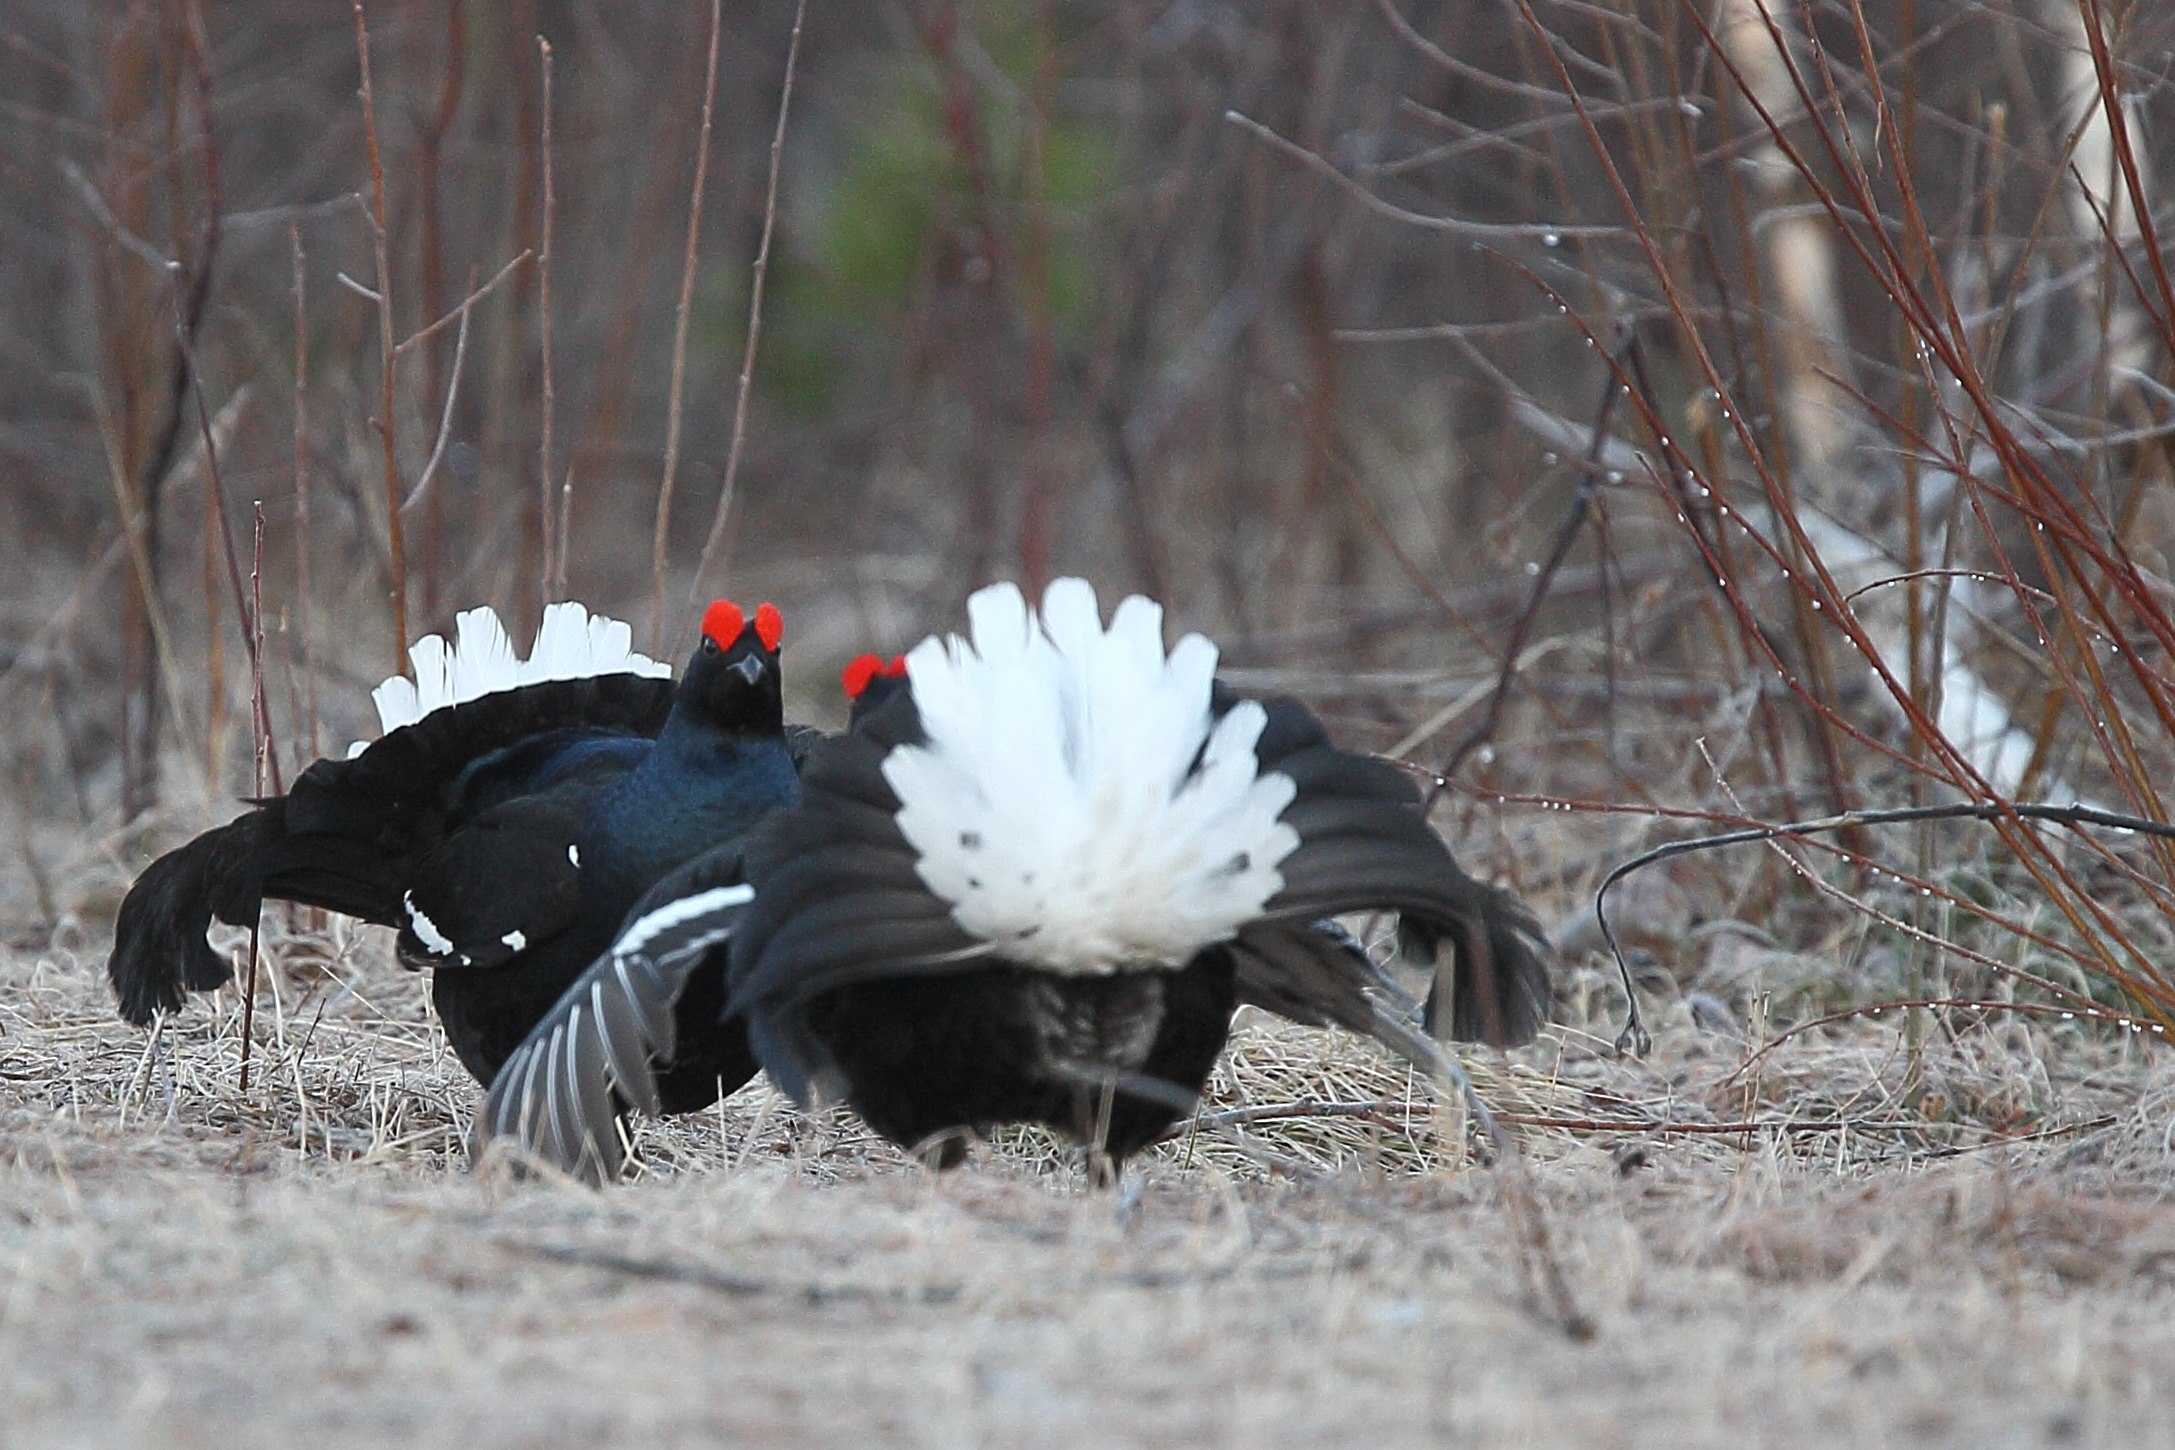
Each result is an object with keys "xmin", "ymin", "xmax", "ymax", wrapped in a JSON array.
[
  {"xmin": 1085, "ymin": 1080, "xmax": 1118, "ymax": 1180},
  {"xmin": 1110, "ymin": 1170, "xmax": 1144, "ymax": 1228},
  {"xmin": 912, "ymin": 1128, "xmax": 972, "ymax": 1172}
]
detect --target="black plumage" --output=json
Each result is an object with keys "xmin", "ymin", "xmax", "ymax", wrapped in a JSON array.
[
  {"xmin": 724, "ymin": 679, "xmax": 1549, "ymax": 1174},
  {"xmin": 496, "ymin": 584, "xmax": 1552, "ymax": 1183},
  {"xmin": 473, "ymin": 649, "xmax": 913, "ymax": 1180},
  {"xmin": 108, "ymin": 602, "xmax": 803, "ymax": 1108},
  {"xmin": 473, "ymin": 845, "xmax": 754, "ymax": 1181}
]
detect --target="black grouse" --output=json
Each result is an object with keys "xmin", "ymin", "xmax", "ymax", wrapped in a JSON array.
[
  {"xmin": 474, "ymin": 647, "xmax": 917, "ymax": 1180},
  {"xmin": 481, "ymin": 581, "xmax": 1550, "ymax": 1183},
  {"xmin": 109, "ymin": 598, "xmax": 804, "ymax": 1107}
]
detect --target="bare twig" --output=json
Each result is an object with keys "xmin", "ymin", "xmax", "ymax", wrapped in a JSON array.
[
  {"xmin": 684, "ymin": 0, "xmax": 809, "ymax": 627},
  {"xmin": 390, "ymin": 250, "xmax": 531, "ymax": 358},
  {"xmin": 400, "ymin": 266, "xmax": 477, "ymax": 514},
  {"xmin": 354, "ymin": 0, "xmax": 407, "ymax": 670},
  {"xmin": 239, "ymin": 503, "xmax": 267, "ymax": 1091},
  {"xmin": 650, "ymin": 0, "xmax": 726, "ymax": 655},
  {"xmin": 56, "ymin": 159, "xmax": 175, "ymax": 272},
  {"xmin": 1597, "ymin": 800, "xmax": 2175, "ymax": 1054},
  {"xmin": 537, "ymin": 36, "xmax": 557, "ymax": 608},
  {"xmin": 169, "ymin": 304, "xmax": 279, "ymax": 794},
  {"xmin": 1719, "ymin": 995, "xmax": 2167, "ymax": 1092},
  {"xmin": 1433, "ymin": 333, "xmax": 1632, "ymax": 788},
  {"xmin": 290, "ymin": 224, "xmax": 318, "ymax": 759},
  {"xmin": 1223, "ymin": 109, "xmax": 1616, "ymax": 243},
  {"xmin": 415, "ymin": 0, "xmax": 468, "ymax": 620}
]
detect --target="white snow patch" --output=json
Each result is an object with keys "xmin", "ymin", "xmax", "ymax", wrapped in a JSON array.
[
  {"xmin": 883, "ymin": 578, "xmax": 1298, "ymax": 974},
  {"xmin": 347, "ymin": 601, "xmax": 672, "ymax": 755},
  {"xmin": 403, "ymin": 891, "xmax": 456, "ymax": 958}
]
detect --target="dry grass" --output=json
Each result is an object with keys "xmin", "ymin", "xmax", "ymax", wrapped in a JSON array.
[
  {"xmin": 9, "ymin": 869, "xmax": 2175, "ymax": 1449},
  {"xmin": 13, "ymin": 2, "xmax": 2175, "ymax": 1442}
]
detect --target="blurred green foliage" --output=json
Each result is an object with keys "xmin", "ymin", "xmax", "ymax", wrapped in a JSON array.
[{"xmin": 748, "ymin": 9, "xmax": 1118, "ymax": 417}]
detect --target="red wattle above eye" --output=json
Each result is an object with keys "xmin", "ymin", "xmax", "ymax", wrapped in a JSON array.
[
  {"xmin": 702, "ymin": 600, "xmax": 745, "ymax": 649},
  {"xmin": 754, "ymin": 602, "xmax": 784, "ymax": 652},
  {"xmin": 841, "ymin": 653, "xmax": 882, "ymax": 700}
]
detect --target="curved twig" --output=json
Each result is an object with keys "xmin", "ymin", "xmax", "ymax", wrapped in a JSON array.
[{"xmin": 1598, "ymin": 800, "xmax": 2175, "ymax": 1056}]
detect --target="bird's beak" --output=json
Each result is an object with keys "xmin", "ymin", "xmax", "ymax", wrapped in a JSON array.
[{"xmin": 729, "ymin": 653, "xmax": 766, "ymax": 685}]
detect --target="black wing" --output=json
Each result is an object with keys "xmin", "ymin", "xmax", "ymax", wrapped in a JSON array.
[
  {"xmin": 1231, "ymin": 690, "xmax": 1552, "ymax": 1049},
  {"xmin": 1229, "ymin": 918, "xmax": 1399, "ymax": 1032},
  {"xmin": 784, "ymin": 723, "xmax": 828, "ymax": 769},
  {"xmin": 108, "ymin": 674, "xmax": 676, "ymax": 1026},
  {"xmin": 474, "ymin": 847, "xmax": 752, "ymax": 1183},
  {"xmin": 395, "ymin": 792, "xmax": 587, "ymax": 971}
]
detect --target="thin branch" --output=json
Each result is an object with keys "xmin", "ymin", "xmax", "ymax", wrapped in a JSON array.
[
  {"xmin": 1433, "ymin": 333, "xmax": 1632, "ymax": 788},
  {"xmin": 1720, "ymin": 996, "xmax": 2166, "ymax": 1092},
  {"xmin": 537, "ymin": 36, "xmax": 557, "ymax": 608},
  {"xmin": 354, "ymin": 0, "xmax": 407, "ymax": 669},
  {"xmin": 239, "ymin": 502, "xmax": 267, "ymax": 1090},
  {"xmin": 169, "ymin": 298, "xmax": 280, "ymax": 795},
  {"xmin": 56, "ymin": 159, "xmax": 176, "ymax": 272},
  {"xmin": 290, "ymin": 223, "xmax": 319, "ymax": 759},
  {"xmin": 1597, "ymin": 801, "xmax": 2175, "ymax": 1054},
  {"xmin": 650, "ymin": 0, "xmax": 726, "ymax": 655},
  {"xmin": 684, "ymin": 0, "xmax": 809, "ymax": 625},
  {"xmin": 1222, "ymin": 109, "xmax": 1617, "ymax": 242},
  {"xmin": 400, "ymin": 265, "xmax": 477, "ymax": 514},
  {"xmin": 390, "ymin": 248, "xmax": 531, "ymax": 357},
  {"xmin": 553, "ymin": 460, "xmax": 576, "ymax": 602}
]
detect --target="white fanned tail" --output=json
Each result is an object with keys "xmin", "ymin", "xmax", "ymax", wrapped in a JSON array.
[
  {"xmin": 883, "ymin": 578, "xmax": 1299, "ymax": 974},
  {"xmin": 349, "ymin": 601, "xmax": 672, "ymax": 756}
]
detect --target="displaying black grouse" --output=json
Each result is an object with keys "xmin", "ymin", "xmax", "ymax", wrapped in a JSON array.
[
  {"xmin": 475, "ymin": 647, "xmax": 917, "ymax": 1181},
  {"xmin": 109, "ymin": 599, "xmax": 803, "ymax": 1106},
  {"xmin": 483, "ymin": 581, "xmax": 1551, "ymax": 1183}
]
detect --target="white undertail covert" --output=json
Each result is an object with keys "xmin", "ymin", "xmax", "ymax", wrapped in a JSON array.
[
  {"xmin": 883, "ymin": 579, "xmax": 1299, "ymax": 973},
  {"xmin": 350, "ymin": 602, "xmax": 672, "ymax": 755}
]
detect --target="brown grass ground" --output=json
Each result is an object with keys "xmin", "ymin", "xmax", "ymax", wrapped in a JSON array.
[{"xmin": 8, "ymin": 891, "xmax": 2175, "ymax": 1449}]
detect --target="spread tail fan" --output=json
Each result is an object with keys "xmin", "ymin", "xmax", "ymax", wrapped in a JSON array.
[
  {"xmin": 358, "ymin": 601, "xmax": 670, "ymax": 754},
  {"xmin": 474, "ymin": 850, "xmax": 752, "ymax": 1184}
]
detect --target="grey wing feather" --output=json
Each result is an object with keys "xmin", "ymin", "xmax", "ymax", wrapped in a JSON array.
[
  {"xmin": 473, "ymin": 854, "xmax": 753, "ymax": 1185},
  {"xmin": 1229, "ymin": 919, "xmax": 1507, "ymax": 1146},
  {"xmin": 1229, "ymin": 920, "xmax": 1384, "ymax": 1035}
]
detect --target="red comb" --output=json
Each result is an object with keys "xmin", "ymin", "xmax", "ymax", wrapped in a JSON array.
[
  {"xmin": 702, "ymin": 600, "xmax": 744, "ymax": 648},
  {"xmin": 841, "ymin": 654, "xmax": 882, "ymax": 700},
  {"xmin": 881, "ymin": 654, "xmax": 908, "ymax": 678},
  {"xmin": 754, "ymin": 602, "xmax": 783, "ymax": 652}
]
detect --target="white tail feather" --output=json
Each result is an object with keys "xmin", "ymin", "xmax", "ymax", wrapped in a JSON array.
[
  {"xmin": 884, "ymin": 579, "xmax": 1298, "ymax": 973},
  {"xmin": 348, "ymin": 602, "xmax": 672, "ymax": 756}
]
